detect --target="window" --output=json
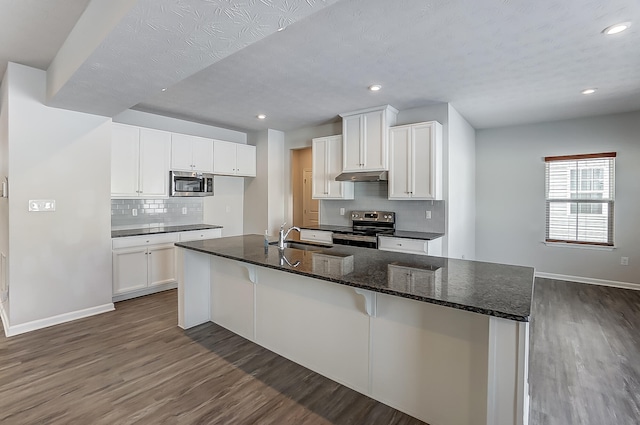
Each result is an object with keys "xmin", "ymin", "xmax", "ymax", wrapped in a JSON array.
[{"xmin": 545, "ymin": 152, "xmax": 615, "ymax": 246}]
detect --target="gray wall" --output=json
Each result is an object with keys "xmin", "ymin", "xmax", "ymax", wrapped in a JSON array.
[
  {"xmin": 320, "ymin": 182, "xmax": 445, "ymax": 233},
  {"xmin": 476, "ymin": 110, "xmax": 640, "ymax": 286}
]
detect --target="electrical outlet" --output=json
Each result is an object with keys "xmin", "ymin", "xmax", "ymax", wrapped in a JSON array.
[
  {"xmin": 182, "ymin": 207, "xmax": 187, "ymax": 215},
  {"xmin": 132, "ymin": 208, "xmax": 137, "ymax": 216},
  {"xmin": 425, "ymin": 210, "xmax": 432, "ymax": 219},
  {"xmin": 621, "ymin": 257, "xmax": 629, "ymax": 266},
  {"xmin": 340, "ymin": 208, "xmax": 345, "ymax": 216}
]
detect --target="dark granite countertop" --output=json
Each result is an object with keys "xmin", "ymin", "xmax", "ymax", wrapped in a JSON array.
[
  {"xmin": 112, "ymin": 224, "xmax": 223, "ymax": 238},
  {"xmin": 384, "ymin": 230, "xmax": 444, "ymax": 241},
  {"xmin": 300, "ymin": 225, "xmax": 444, "ymax": 241},
  {"xmin": 176, "ymin": 234, "xmax": 534, "ymax": 322},
  {"xmin": 300, "ymin": 224, "xmax": 354, "ymax": 233}
]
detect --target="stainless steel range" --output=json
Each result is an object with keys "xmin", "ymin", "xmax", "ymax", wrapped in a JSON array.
[{"xmin": 332, "ymin": 211, "xmax": 396, "ymax": 249}]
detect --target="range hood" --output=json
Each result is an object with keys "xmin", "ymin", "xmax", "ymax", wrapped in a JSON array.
[{"xmin": 335, "ymin": 171, "xmax": 388, "ymax": 182}]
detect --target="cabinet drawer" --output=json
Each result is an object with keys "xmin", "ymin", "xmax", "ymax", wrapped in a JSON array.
[
  {"xmin": 179, "ymin": 228, "xmax": 222, "ymax": 242},
  {"xmin": 299, "ymin": 229, "xmax": 333, "ymax": 244},
  {"xmin": 112, "ymin": 233, "xmax": 179, "ymax": 249},
  {"xmin": 378, "ymin": 236, "xmax": 428, "ymax": 256}
]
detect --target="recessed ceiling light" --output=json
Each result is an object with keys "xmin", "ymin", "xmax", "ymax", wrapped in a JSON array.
[
  {"xmin": 368, "ymin": 84, "xmax": 382, "ymax": 92},
  {"xmin": 161, "ymin": 88, "xmax": 167, "ymax": 92},
  {"xmin": 277, "ymin": 27, "xmax": 285, "ymax": 32},
  {"xmin": 581, "ymin": 88, "xmax": 597, "ymax": 95},
  {"xmin": 257, "ymin": 114, "xmax": 267, "ymax": 120},
  {"xmin": 602, "ymin": 22, "xmax": 631, "ymax": 35}
]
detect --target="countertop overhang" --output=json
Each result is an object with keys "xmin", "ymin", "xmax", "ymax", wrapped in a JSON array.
[{"xmin": 176, "ymin": 234, "xmax": 534, "ymax": 322}]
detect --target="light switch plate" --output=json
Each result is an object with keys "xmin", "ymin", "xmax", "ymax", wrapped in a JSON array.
[{"xmin": 29, "ymin": 200, "xmax": 56, "ymax": 212}]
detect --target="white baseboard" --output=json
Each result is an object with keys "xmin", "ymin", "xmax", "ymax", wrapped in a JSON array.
[
  {"xmin": 3, "ymin": 303, "xmax": 115, "ymax": 337},
  {"xmin": 112, "ymin": 282, "xmax": 177, "ymax": 303},
  {"xmin": 535, "ymin": 272, "xmax": 640, "ymax": 291},
  {"xmin": 0, "ymin": 301, "xmax": 9, "ymax": 337}
]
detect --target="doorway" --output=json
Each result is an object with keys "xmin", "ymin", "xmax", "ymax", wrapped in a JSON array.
[
  {"xmin": 291, "ymin": 148, "xmax": 318, "ymax": 237},
  {"xmin": 303, "ymin": 168, "xmax": 319, "ymax": 227}
]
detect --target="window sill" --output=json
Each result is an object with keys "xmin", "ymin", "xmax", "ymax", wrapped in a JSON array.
[{"xmin": 542, "ymin": 241, "xmax": 615, "ymax": 251}]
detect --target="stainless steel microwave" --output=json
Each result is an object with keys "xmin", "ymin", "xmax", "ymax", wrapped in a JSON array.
[{"xmin": 170, "ymin": 171, "xmax": 214, "ymax": 197}]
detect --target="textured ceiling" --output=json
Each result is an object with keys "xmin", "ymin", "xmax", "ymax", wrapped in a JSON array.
[
  {"xmin": 48, "ymin": 0, "xmax": 340, "ymax": 117},
  {"xmin": 3, "ymin": 0, "xmax": 640, "ymax": 131},
  {"xmin": 133, "ymin": 0, "xmax": 640, "ymax": 131},
  {"xmin": 0, "ymin": 0, "xmax": 90, "ymax": 81}
]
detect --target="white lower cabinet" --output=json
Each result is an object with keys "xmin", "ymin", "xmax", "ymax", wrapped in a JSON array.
[
  {"xmin": 299, "ymin": 229, "xmax": 333, "ymax": 244},
  {"xmin": 378, "ymin": 236, "xmax": 442, "ymax": 256},
  {"xmin": 113, "ymin": 229, "xmax": 222, "ymax": 301}
]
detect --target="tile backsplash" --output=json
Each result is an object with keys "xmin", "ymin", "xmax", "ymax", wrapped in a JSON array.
[
  {"xmin": 319, "ymin": 182, "xmax": 445, "ymax": 233},
  {"xmin": 111, "ymin": 198, "xmax": 203, "ymax": 228}
]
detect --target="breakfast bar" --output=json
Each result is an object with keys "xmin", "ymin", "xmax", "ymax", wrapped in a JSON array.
[{"xmin": 176, "ymin": 235, "xmax": 534, "ymax": 425}]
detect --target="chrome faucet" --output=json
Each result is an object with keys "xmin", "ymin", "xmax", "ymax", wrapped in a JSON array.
[{"xmin": 278, "ymin": 222, "xmax": 301, "ymax": 249}]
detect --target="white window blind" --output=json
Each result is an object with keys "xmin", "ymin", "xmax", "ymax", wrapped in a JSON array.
[{"xmin": 545, "ymin": 152, "xmax": 615, "ymax": 246}]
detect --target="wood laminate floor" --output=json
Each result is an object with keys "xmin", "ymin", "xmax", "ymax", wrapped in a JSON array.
[
  {"xmin": 0, "ymin": 290, "xmax": 423, "ymax": 425},
  {"xmin": 529, "ymin": 278, "xmax": 640, "ymax": 425},
  {"xmin": 1, "ymin": 278, "xmax": 639, "ymax": 424}
]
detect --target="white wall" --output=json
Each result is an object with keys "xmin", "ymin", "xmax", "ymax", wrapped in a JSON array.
[
  {"xmin": 447, "ymin": 104, "xmax": 476, "ymax": 260},
  {"xmin": 6, "ymin": 63, "xmax": 113, "ymax": 329},
  {"xmin": 0, "ymin": 69, "xmax": 9, "ymax": 320},
  {"xmin": 244, "ymin": 131, "xmax": 269, "ymax": 235},
  {"xmin": 244, "ymin": 129, "xmax": 287, "ymax": 236},
  {"xmin": 203, "ymin": 176, "xmax": 244, "ymax": 236},
  {"xmin": 267, "ymin": 129, "xmax": 285, "ymax": 234},
  {"xmin": 476, "ymin": 111, "xmax": 640, "ymax": 286}
]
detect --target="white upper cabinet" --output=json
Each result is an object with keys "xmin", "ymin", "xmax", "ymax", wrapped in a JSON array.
[
  {"xmin": 213, "ymin": 140, "xmax": 256, "ymax": 177},
  {"xmin": 111, "ymin": 124, "xmax": 140, "ymax": 197},
  {"xmin": 388, "ymin": 121, "xmax": 442, "ymax": 200},
  {"xmin": 139, "ymin": 128, "xmax": 171, "ymax": 197},
  {"xmin": 111, "ymin": 123, "xmax": 170, "ymax": 198},
  {"xmin": 235, "ymin": 144, "xmax": 256, "ymax": 177},
  {"xmin": 312, "ymin": 135, "xmax": 354, "ymax": 199},
  {"xmin": 171, "ymin": 133, "xmax": 214, "ymax": 172},
  {"xmin": 340, "ymin": 105, "xmax": 398, "ymax": 172}
]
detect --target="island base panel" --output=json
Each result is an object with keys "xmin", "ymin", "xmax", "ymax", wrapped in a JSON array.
[
  {"xmin": 177, "ymin": 248, "xmax": 210, "ymax": 329},
  {"xmin": 372, "ymin": 292, "xmax": 490, "ymax": 425},
  {"xmin": 178, "ymin": 249, "xmax": 530, "ymax": 425},
  {"xmin": 255, "ymin": 267, "xmax": 371, "ymax": 394},
  {"xmin": 210, "ymin": 257, "xmax": 255, "ymax": 341}
]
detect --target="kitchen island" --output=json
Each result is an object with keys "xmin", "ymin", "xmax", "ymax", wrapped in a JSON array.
[{"xmin": 176, "ymin": 235, "xmax": 533, "ymax": 425}]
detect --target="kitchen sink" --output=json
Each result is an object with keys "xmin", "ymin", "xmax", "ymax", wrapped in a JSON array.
[{"xmin": 270, "ymin": 240, "xmax": 332, "ymax": 251}]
